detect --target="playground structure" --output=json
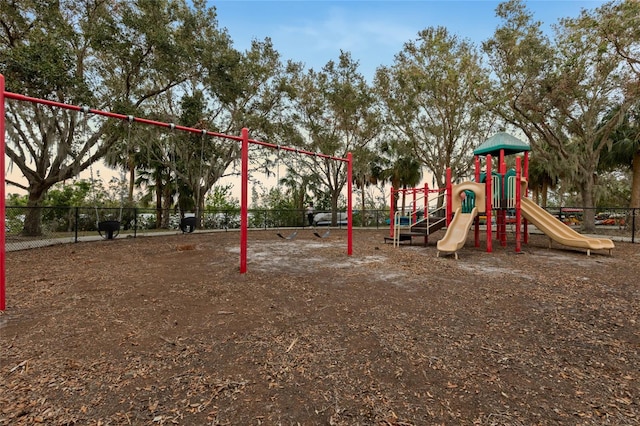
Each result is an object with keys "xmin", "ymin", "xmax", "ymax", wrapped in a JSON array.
[
  {"xmin": 436, "ymin": 181, "xmax": 486, "ymax": 259},
  {"xmin": 0, "ymin": 74, "xmax": 353, "ymax": 310},
  {"xmin": 390, "ymin": 132, "xmax": 615, "ymax": 259},
  {"xmin": 387, "ymin": 184, "xmax": 447, "ymax": 246}
]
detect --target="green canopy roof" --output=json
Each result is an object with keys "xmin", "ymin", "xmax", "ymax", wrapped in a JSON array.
[{"xmin": 473, "ymin": 132, "xmax": 531, "ymax": 156}]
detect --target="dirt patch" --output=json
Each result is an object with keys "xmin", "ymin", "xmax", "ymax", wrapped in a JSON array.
[{"xmin": 1, "ymin": 229, "xmax": 639, "ymax": 425}]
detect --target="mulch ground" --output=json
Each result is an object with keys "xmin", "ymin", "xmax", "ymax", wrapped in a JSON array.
[{"xmin": 1, "ymin": 229, "xmax": 638, "ymax": 425}]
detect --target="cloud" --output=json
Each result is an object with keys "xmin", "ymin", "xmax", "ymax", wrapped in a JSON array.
[
  {"xmin": 279, "ymin": 5, "xmax": 414, "ymax": 53},
  {"xmin": 273, "ymin": 5, "xmax": 416, "ymax": 77}
]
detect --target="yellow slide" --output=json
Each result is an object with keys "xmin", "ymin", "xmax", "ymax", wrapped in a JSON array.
[
  {"xmin": 521, "ymin": 198, "xmax": 614, "ymax": 256},
  {"xmin": 437, "ymin": 207, "xmax": 478, "ymax": 259}
]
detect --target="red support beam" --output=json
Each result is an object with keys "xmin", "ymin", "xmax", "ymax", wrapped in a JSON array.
[
  {"xmin": 423, "ymin": 183, "xmax": 428, "ymax": 214},
  {"xmin": 347, "ymin": 152, "xmax": 353, "ymax": 256},
  {"xmin": 240, "ymin": 128, "xmax": 249, "ymax": 274},
  {"xmin": 0, "ymin": 75, "xmax": 6, "ymax": 310},
  {"xmin": 499, "ymin": 149, "xmax": 507, "ymax": 247},
  {"xmin": 515, "ymin": 157, "xmax": 522, "ymax": 253},
  {"xmin": 1, "ymin": 84, "xmax": 352, "ymax": 285},
  {"xmin": 445, "ymin": 168, "xmax": 452, "ymax": 226},
  {"xmin": 412, "ymin": 189, "xmax": 417, "ymax": 223},
  {"xmin": 474, "ymin": 155, "xmax": 481, "ymax": 247},
  {"xmin": 485, "ymin": 155, "xmax": 493, "ymax": 253},
  {"xmin": 523, "ymin": 151, "xmax": 530, "ymax": 244}
]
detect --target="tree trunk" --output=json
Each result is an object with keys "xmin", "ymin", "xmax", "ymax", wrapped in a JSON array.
[
  {"xmin": 331, "ymin": 189, "xmax": 340, "ymax": 226},
  {"xmin": 22, "ymin": 186, "xmax": 47, "ymax": 236},
  {"xmin": 401, "ymin": 185, "xmax": 407, "ymax": 215},
  {"xmin": 161, "ymin": 184, "xmax": 173, "ymax": 229},
  {"xmin": 155, "ymin": 176, "xmax": 163, "ymax": 229},
  {"xmin": 580, "ymin": 174, "xmax": 596, "ymax": 233},
  {"xmin": 541, "ymin": 181, "xmax": 548, "ymax": 208},
  {"xmin": 360, "ymin": 179, "xmax": 366, "ymax": 227}
]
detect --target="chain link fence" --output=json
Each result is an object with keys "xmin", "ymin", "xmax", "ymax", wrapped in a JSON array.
[
  {"xmin": 5, "ymin": 205, "xmax": 637, "ymax": 252},
  {"xmin": 543, "ymin": 206, "xmax": 638, "ymax": 240},
  {"xmin": 4, "ymin": 206, "xmax": 393, "ymax": 251}
]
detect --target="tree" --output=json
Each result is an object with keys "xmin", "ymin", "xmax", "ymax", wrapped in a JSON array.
[
  {"xmin": 599, "ymin": 101, "xmax": 640, "ymax": 226},
  {"xmin": 134, "ymin": 128, "xmax": 177, "ymax": 228},
  {"xmin": 590, "ymin": 1, "xmax": 640, "ymax": 212},
  {"xmin": 481, "ymin": 0, "xmax": 637, "ymax": 231},
  {"xmin": 385, "ymin": 156, "xmax": 423, "ymax": 213},
  {"xmin": 351, "ymin": 146, "xmax": 383, "ymax": 226},
  {"xmin": 527, "ymin": 154, "xmax": 558, "ymax": 208},
  {"xmin": 1, "ymin": 0, "xmax": 226, "ymax": 235},
  {"xmin": 288, "ymin": 51, "xmax": 382, "ymax": 225},
  {"xmin": 375, "ymin": 27, "xmax": 495, "ymax": 194},
  {"xmin": 155, "ymin": 38, "xmax": 298, "ymax": 225}
]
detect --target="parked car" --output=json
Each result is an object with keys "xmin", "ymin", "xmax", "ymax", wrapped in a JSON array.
[{"xmin": 313, "ymin": 212, "xmax": 348, "ymax": 226}]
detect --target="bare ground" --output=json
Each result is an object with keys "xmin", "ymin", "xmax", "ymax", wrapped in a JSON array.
[{"xmin": 1, "ymin": 229, "xmax": 639, "ymax": 425}]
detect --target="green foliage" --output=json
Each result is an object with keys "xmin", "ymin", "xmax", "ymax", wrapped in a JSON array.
[
  {"xmin": 6, "ymin": 193, "xmax": 28, "ymax": 206},
  {"xmin": 206, "ymin": 185, "xmax": 239, "ymax": 211},
  {"xmin": 250, "ymin": 185, "xmax": 303, "ymax": 229},
  {"xmin": 3, "ymin": 0, "xmax": 637, "ymax": 236},
  {"xmin": 480, "ymin": 0, "xmax": 638, "ymax": 231},
  {"xmin": 1, "ymin": 0, "xmax": 230, "ymax": 235},
  {"xmin": 375, "ymin": 26, "xmax": 493, "ymax": 189},
  {"xmin": 287, "ymin": 51, "xmax": 381, "ymax": 220},
  {"xmin": 43, "ymin": 180, "xmax": 93, "ymax": 207},
  {"xmin": 595, "ymin": 170, "xmax": 631, "ymax": 208}
]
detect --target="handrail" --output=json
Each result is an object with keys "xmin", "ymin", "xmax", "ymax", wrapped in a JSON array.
[
  {"xmin": 393, "ymin": 211, "xmax": 405, "ymax": 247},
  {"xmin": 506, "ymin": 176, "xmax": 517, "ymax": 209},
  {"xmin": 405, "ymin": 194, "xmax": 426, "ymax": 218},
  {"xmin": 426, "ymin": 205, "xmax": 447, "ymax": 230},
  {"xmin": 492, "ymin": 175, "xmax": 501, "ymax": 207},
  {"xmin": 391, "ymin": 187, "xmax": 447, "ymax": 247}
]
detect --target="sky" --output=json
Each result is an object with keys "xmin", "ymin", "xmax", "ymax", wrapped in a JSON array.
[
  {"xmin": 5, "ymin": 0, "xmax": 608, "ymax": 198},
  {"xmin": 208, "ymin": 0, "xmax": 608, "ymax": 199},
  {"xmin": 210, "ymin": 0, "xmax": 608, "ymax": 81}
]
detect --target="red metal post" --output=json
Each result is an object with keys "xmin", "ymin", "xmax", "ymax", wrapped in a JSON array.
[
  {"xmin": 474, "ymin": 155, "xmax": 480, "ymax": 247},
  {"xmin": 523, "ymin": 151, "xmax": 529, "ymax": 244},
  {"xmin": 2, "ymin": 88, "xmax": 354, "ymax": 278},
  {"xmin": 347, "ymin": 152, "xmax": 353, "ymax": 256},
  {"xmin": 445, "ymin": 168, "xmax": 452, "ymax": 226},
  {"xmin": 412, "ymin": 188, "xmax": 417, "ymax": 223},
  {"xmin": 485, "ymin": 155, "xmax": 493, "ymax": 253},
  {"xmin": 423, "ymin": 183, "xmax": 429, "ymax": 245},
  {"xmin": 423, "ymin": 183, "xmax": 428, "ymax": 215},
  {"xmin": 515, "ymin": 157, "xmax": 522, "ymax": 253},
  {"xmin": 499, "ymin": 149, "xmax": 507, "ymax": 247},
  {"xmin": 240, "ymin": 128, "xmax": 249, "ymax": 274},
  {"xmin": 1, "ymin": 74, "xmax": 6, "ymax": 310}
]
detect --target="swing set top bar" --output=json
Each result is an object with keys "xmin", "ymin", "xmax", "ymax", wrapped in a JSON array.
[
  {"xmin": 1, "ymin": 78, "xmax": 353, "ymax": 309},
  {"xmin": 3, "ymin": 90, "xmax": 348, "ymax": 162}
]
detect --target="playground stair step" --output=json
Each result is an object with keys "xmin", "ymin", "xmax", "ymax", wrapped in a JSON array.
[
  {"xmin": 384, "ymin": 218, "xmax": 447, "ymax": 246},
  {"xmin": 410, "ymin": 218, "xmax": 446, "ymax": 234}
]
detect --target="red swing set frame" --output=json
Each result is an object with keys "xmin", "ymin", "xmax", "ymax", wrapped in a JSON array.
[{"xmin": 0, "ymin": 74, "xmax": 353, "ymax": 311}]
